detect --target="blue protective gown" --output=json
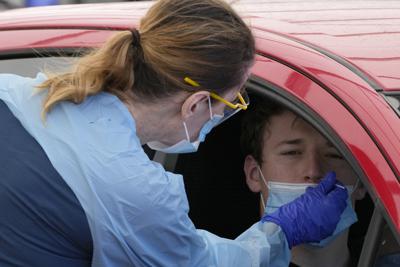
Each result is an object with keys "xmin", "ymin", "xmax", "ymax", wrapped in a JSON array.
[{"xmin": 0, "ymin": 73, "xmax": 290, "ymax": 267}]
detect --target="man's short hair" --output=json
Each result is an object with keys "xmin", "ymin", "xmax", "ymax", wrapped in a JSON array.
[{"xmin": 240, "ymin": 96, "xmax": 286, "ymax": 164}]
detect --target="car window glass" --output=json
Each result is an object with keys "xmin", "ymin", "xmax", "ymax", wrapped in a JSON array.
[
  {"xmin": 373, "ymin": 222, "xmax": 400, "ymax": 267},
  {"xmin": 0, "ymin": 56, "xmax": 158, "ymax": 159},
  {"xmin": 0, "ymin": 57, "xmax": 75, "ymax": 77},
  {"xmin": 384, "ymin": 95, "xmax": 400, "ymax": 117}
]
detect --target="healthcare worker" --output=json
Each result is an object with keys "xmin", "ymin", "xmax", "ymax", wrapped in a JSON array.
[{"xmin": 0, "ymin": 0, "xmax": 348, "ymax": 266}]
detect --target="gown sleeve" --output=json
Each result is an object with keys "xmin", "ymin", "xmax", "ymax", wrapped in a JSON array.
[{"xmin": 89, "ymin": 167, "xmax": 291, "ymax": 267}]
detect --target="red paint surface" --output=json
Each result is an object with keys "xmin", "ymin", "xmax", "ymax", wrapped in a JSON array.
[{"xmin": 1, "ymin": 1, "xmax": 399, "ymax": 89}]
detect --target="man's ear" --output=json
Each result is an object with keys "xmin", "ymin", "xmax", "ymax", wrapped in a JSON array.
[
  {"xmin": 244, "ymin": 154, "xmax": 263, "ymax": 193},
  {"xmin": 181, "ymin": 91, "xmax": 210, "ymax": 120},
  {"xmin": 353, "ymin": 183, "xmax": 367, "ymax": 200}
]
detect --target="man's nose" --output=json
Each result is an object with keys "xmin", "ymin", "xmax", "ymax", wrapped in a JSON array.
[{"xmin": 303, "ymin": 155, "xmax": 323, "ymax": 183}]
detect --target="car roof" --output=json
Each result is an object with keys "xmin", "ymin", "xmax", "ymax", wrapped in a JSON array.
[
  {"xmin": 0, "ymin": 0, "xmax": 399, "ymax": 91},
  {"xmin": 0, "ymin": 2, "xmax": 148, "ymax": 31},
  {"xmin": 239, "ymin": 0, "xmax": 400, "ymax": 91}
]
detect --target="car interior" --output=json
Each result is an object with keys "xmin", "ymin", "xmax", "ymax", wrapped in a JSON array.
[{"xmin": 1, "ymin": 56, "xmax": 399, "ymax": 267}]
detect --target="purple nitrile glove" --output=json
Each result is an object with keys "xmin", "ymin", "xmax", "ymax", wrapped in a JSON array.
[{"xmin": 261, "ymin": 171, "xmax": 348, "ymax": 248}]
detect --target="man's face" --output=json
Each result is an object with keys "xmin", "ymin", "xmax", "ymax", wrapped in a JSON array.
[
  {"xmin": 244, "ymin": 110, "xmax": 362, "ymax": 209},
  {"xmin": 260, "ymin": 110, "xmax": 355, "ymax": 185}
]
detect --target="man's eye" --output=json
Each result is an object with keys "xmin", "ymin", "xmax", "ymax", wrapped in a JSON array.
[
  {"xmin": 281, "ymin": 150, "xmax": 302, "ymax": 156},
  {"xmin": 326, "ymin": 153, "xmax": 344, "ymax": 160}
]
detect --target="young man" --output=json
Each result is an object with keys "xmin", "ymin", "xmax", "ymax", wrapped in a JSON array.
[{"xmin": 241, "ymin": 97, "xmax": 366, "ymax": 267}]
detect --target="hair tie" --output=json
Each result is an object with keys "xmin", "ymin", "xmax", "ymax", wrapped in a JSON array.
[{"xmin": 131, "ymin": 29, "xmax": 141, "ymax": 48}]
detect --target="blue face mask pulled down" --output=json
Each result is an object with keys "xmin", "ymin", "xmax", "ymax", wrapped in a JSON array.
[
  {"xmin": 147, "ymin": 97, "xmax": 223, "ymax": 154},
  {"xmin": 258, "ymin": 168, "xmax": 358, "ymax": 248}
]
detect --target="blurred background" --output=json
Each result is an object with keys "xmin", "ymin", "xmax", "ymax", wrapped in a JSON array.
[{"xmin": 0, "ymin": 0, "xmax": 149, "ymax": 11}]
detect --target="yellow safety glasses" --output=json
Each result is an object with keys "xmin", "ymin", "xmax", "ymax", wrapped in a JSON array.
[
  {"xmin": 184, "ymin": 77, "xmax": 249, "ymax": 112},
  {"xmin": 184, "ymin": 77, "xmax": 250, "ymax": 125}
]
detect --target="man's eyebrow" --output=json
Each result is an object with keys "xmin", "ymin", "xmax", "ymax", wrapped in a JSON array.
[{"xmin": 276, "ymin": 138, "xmax": 303, "ymax": 147}]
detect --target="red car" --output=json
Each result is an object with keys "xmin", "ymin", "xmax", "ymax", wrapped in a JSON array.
[{"xmin": 0, "ymin": 1, "xmax": 399, "ymax": 266}]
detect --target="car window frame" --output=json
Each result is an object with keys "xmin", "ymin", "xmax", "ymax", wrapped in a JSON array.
[{"xmin": 382, "ymin": 92, "xmax": 400, "ymax": 117}]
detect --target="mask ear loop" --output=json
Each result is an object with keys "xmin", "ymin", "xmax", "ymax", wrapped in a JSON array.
[
  {"xmin": 183, "ymin": 121, "xmax": 191, "ymax": 142},
  {"xmin": 349, "ymin": 178, "xmax": 361, "ymax": 200},
  {"xmin": 207, "ymin": 95, "xmax": 213, "ymax": 119},
  {"xmin": 183, "ymin": 95, "xmax": 213, "ymax": 142},
  {"xmin": 257, "ymin": 165, "xmax": 269, "ymax": 213},
  {"xmin": 257, "ymin": 165, "xmax": 269, "ymax": 189},
  {"xmin": 260, "ymin": 193, "xmax": 266, "ymax": 214},
  {"xmin": 353, "ymin": 178, "xmax": 360, "ymax": 192}
]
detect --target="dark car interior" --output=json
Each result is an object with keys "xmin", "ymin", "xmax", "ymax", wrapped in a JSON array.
[
  {"xmin": 145, "ymin": 104, "xmax": 259, "ymax": 239},
  {"xmin": 176, "ymin": 108, "xmax": 259, "ymax": 239}
]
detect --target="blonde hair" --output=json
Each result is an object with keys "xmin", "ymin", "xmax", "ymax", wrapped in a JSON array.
[{"xmin": 38, "ymin": 0, "xmax": 255, "ymax": 117}]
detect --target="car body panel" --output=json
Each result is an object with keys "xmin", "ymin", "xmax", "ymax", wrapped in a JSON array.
[
  {"xmin": 235, "ymin": 0, "xmax": 400, "ymax": 91},
  {"xmin": 1, "ymin": 1, "xmax": 399, "ymax": 90},
  {"xmin": 0, "ymin": 2, "xmax": 147, "ymax": 30},
  {"xmin": 0, "ymin": 29, "xmax": 114, "ymax": 54}
]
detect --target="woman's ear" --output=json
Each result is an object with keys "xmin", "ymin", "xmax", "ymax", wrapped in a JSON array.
[
  {"xmin": 181, "ymin": 90, "xmax": 210, "ymax": 120},
  {"xmin": 244, "ymin": 154, "xmax": 263, "ymax": 193}
]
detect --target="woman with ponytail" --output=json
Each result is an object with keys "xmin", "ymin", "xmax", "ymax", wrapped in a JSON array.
[{"xmin": 0, "ymin": 0, "xmax": 348, "ymax": 266}]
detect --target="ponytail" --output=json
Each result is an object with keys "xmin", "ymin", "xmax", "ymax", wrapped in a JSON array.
[
  {"xmin": 38, "ymin": 0, "xmax": 255, "ymax": 118},
  {"xmin": 38, "ymin": 31, "xmax": 137, "ymax": 118}
]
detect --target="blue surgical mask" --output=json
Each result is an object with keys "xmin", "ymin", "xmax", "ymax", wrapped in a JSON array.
[
  {"xmin": 147, "ymin": 96, "xmax": 223, "ymax": 153},
  {"xmin": 258, "ymin": 167, "xmax": 358, "ymax": 248}
]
